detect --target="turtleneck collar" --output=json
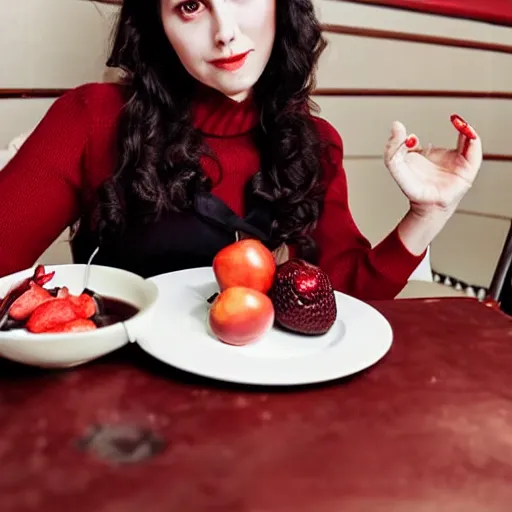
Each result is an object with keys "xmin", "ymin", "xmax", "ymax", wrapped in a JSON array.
[{"xmin": 191, "ymin": 84, "xmax": 260, "ymax": 137}]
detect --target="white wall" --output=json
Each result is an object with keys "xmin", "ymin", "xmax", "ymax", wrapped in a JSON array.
[{"xmin": 0, "ymin": 0, "xmax": 118, "ymax": 145}]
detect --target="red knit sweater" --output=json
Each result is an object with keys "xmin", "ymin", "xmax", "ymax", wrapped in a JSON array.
[{"xmin": 0, "ymin": 83, "xmax": 424, "ymax": 300}]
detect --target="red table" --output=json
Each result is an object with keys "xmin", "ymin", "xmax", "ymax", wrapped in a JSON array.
[{"xmin": 2, "ymin": 297, "xmax": 512, "ymax": 511}]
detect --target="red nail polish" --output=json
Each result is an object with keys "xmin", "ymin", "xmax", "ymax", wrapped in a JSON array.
[
  {"xmin": 450, "ymin": 114, "xmax": 477, "ymax": 140},
  {"xmin": 405, "ymin": 135, "xmax": 417, "ymax": 149}
]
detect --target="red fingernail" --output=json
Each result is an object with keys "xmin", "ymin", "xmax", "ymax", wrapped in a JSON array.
[
  {"xmin": 405, "ymin": 135, "xmax": 418, "ymax": 149},
  {"xmin": 450, "ymin": 114, "xmax": 477, "ymax": 140}
]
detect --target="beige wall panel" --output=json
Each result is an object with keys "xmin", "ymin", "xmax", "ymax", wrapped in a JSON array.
[
  {"xmin": 341, "ymin": 158, "xmax": 509, "ymax": 287},
  {"xmin": 459, "ymin": 161, "xmax": 512, "ymax": 218},
  {"xmin": 490, "ymin": 52, "xmax": 512, "ymax": 93},
  {"xmin": 0, "ymin": 0, "xmax": 118, "ymax": 88},
  {"xmin": 342, "ymin": 159, "xmax": 410, "ymax": 245},
  {"xmin": 430, "ymin": 213, "xmax": 508, "ymax": 287},
  {"xmin": 37, "ymin": 231, "xmax": 73, "ymax": 266},
  {"xmin": 317, "ymin": 33, "xmax": 493, "ymax": 91},
  {"xmin": 344, "ymin": 154, "xmax": 512, "ymax": 229},
  {"xmin": 477, "ymin": 99, "xmax": 512, "ymax": 155},
  {"xmin": 0, "ymin": 99, "xmax": 56, "ymax": 148},
  {"xmin": 313, "ymin": 96, "xmax": 492, "ymax": 156},
  {"xmin": 315, "ymin": 1, "xmax": 510, "ymax": 46}
]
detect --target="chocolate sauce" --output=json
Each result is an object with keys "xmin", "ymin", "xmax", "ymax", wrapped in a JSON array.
[
  {"xmin": 91, "ymin": 296, "xmax": 139, "ymax": 328},
  {"xmin": 0, "ymin": 317, "xmax": 25, "ymax": 332}
]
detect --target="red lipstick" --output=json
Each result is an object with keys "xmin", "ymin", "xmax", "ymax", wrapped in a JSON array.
[{"xmin": 210, "ymin": 51, "xmax": 251, "ymax": 71}]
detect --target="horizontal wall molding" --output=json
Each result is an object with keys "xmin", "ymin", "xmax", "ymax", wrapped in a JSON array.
[
  {"xmin": 480, "ymin": 154, "xmax": 512, "ymax": 162},
  {"xmin": 0, "ymin": 89, "xmax": 68, "ymax": 99},
  {"xmin": 345, "ymin": 154, "xmax": 512, "ymax": 162},
  {"xmin": 338, "ymin": 0, "xmax": 512, "ymax": 28},
  {"xmin": 4, "ymin": 88, "xmax": 512, "ymax": 100},
  {"xmin": 322, "ymin": 23, "xmax": 512, "ymax": 55},
  {"xmin": 314, "ymin": 89, "xmax": 512, "ymax": 99}
]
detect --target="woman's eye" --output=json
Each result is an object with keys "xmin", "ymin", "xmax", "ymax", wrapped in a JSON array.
[{"xmin": 178, "ymin": 1, "xmax": 205, "ymax": 17}]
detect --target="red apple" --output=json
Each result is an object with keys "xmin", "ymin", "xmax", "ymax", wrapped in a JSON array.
[
  {"xmin": 208, "ymin": 286, "xmax": 275, "ymax": 346},
  {"xmin": 213, "ymin": 239, "xmax": 276, "ymax": 294}
]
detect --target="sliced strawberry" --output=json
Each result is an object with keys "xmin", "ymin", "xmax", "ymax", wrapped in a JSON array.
[
  {"xmin": 68, "ymin": 293, "xmax": 96, "ymax": 319},
  {"xmin": 26, "ymin": 299, "xmax": 78, "ymax": 333},
  {"xmin": 33, "ymin": 265, "xmax": 46, "ymax": 282},
  {"xmin": 9, "ymin": 283, "xmax": 54, "ymax": 321},
  {"xmin": 44, "ymin": 318, "xmax": 97, "ymax": 333},
  {"xmin": 33, "ymin": 265, "xmax": 55, "ymax": 287}
]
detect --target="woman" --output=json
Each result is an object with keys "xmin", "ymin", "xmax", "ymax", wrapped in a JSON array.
[{"xmin": 0, "ymin": 0, "xmax": 482, "ymax": 300}]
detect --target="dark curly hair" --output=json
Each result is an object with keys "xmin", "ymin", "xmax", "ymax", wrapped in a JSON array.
[{"xmin": 97, "ymin": 0, "xmax": 328, "ymax": 261}]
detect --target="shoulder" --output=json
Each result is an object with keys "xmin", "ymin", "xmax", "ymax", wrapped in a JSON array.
[
  {"xmin": 310, "ymin": 116, "xmax": 343, "ymax": 150},
  {"xmin": 42, "ymin": 83, "xmax": 127, "ymax": 191},
  {"xmin": 61, "ymin": 81, "xmax": 127, "ymax": 104},
  {"xmin": 53, "ymin": 82, "xmax": 126, "ymax": 119},
  {"xmin": 44, "ymin": 82, "xmax": 127, "ymax": 130},
  {"xmin": 77, "ymin": 81, "xmax": 127, "ymax": 109}
]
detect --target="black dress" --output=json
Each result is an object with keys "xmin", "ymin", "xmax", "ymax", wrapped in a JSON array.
[{"xmin": 70, "ymin": 191, "xmax": 276, "ymax": 279}]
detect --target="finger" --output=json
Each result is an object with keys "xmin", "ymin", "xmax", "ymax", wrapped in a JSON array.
[
  {"xmin": 450, "ymin": 114, "xmax": 477, "ymax": 141},
  {"xmin": 462, "ymin": 133, "xmax": 483, "ymax": 171},
  {"xmin": 456, "ymin": 131, "xmax": 465, "ymax": 154},
  {"xmin": 448, "ymin": 114, "xmax": 482, "ymax": 166},
  {"xmin": 384, "ymin": 120, "xmax": 408, "ymax": 163},
  {"xmin": 405, "ymin": 134, "xmax": 422, "ymax": 153},
  {"xmin": 420, "ymin": 142, "xmax": 434, "ymax": 158},
  {"xmin": 450, "ymin": 113, "xmax": 480, "ymax": 158}
]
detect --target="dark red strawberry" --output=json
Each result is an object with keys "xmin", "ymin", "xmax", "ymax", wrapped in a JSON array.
[
  {"xmin": 9, "ymin": 283, "xmax": 54, "ymax": 321},
  {"xmin": 33, "ymin": 265, "xmax": 55, "ymax": 286},
  {"xmin": 26, "ymin": 299, "xmax": 79, "ymax": 333},
  {"xmin": 45, "ymin": 319, "xmax": 97, "ymax": 333},
  {"xmin": 270, "ymin": 259, "xmax": 337, "ymax": 335}
]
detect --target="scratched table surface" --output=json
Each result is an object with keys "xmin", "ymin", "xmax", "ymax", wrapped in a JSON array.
[{"xmin": 2, "ymin": 297, "xmax": 512, "ymax": 512}]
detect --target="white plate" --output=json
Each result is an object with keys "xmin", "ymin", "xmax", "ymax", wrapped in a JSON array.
[{"xmin": 138, "ymin": 267, "xmax": 393, "ymax": 386}]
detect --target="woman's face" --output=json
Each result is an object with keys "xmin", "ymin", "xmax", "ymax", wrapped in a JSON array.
[{"xmin": 160, "ymin": 0, "xmax": 276, "ymax": 101}]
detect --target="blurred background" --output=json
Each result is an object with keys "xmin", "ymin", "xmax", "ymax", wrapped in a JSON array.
[{"xmin": 1, "ymin": 0, "xmax": 511, "ymax": 299}]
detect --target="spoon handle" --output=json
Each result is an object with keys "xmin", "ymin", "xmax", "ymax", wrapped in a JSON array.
[{"xmin": 82, "ymin": 246, "xmax": 100, "ymax": 291}]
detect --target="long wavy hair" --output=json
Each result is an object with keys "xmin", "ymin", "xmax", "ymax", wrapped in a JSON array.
[{"xmin": 96, "ymin": 0, "xmax": 328, "ymax": 261}]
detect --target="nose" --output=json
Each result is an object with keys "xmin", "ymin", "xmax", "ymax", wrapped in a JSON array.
[{"xmin": 213, "ymin": 4, "xmax": 237, "ymax": 47}]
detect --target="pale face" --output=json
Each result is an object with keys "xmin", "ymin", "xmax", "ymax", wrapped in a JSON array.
[{"xmin": 160, "ymin": 0, "xmax": 276, "ymax": 102}]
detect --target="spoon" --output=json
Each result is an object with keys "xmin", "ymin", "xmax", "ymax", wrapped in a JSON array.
[{"xmin": 82, "ymin": 246, "xmax": 100, "ymax": 292}]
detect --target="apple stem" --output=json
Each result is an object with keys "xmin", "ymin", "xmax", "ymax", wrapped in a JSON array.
[{"xmin": 207, "ymin": 292, "xmax": 219, "ymax": 304}]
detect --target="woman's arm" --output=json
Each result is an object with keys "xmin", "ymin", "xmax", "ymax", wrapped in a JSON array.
[
  {"xmin": 311, "ymin": 154, "xmax": 426, "ymax": 300},
  {"xmin": 310, "ymin": 116, "xmax": 481, "ymax": 300},
  {"xmin": 396, "ymin": 206, "xmax": 454, "ymax": 256},
  {"xmin": 0, "ymin": 88, "xmax": 89, "ymax": 277}
]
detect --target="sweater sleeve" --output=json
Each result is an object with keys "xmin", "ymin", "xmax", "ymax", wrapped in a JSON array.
[
  {"xmin": 311, "ymin": 118, "xmax": 426, "ymax": 300},
  {"xmin": 0, "ymin": 87, "xmax": 88, "ymax": 277}
]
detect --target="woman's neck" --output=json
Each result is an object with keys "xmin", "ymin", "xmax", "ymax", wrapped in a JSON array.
[{"xmin": 191, "ymin": 84, "xmax": 259, "ymax": 137}]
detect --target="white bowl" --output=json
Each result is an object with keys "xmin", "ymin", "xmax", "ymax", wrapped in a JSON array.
[{"xmin": 0, "ymin": 264, "xmax": 159, "ymax": 368}]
